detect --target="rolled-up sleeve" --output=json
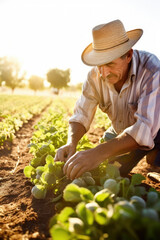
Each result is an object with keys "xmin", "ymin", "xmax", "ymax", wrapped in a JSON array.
[
  {"xmin": 69, "ymin": 68, "xmax": 99, "ymax": 131},
  {"xmin": 124, "ymin": 71, "xmax": 160, "ymax": 149}
]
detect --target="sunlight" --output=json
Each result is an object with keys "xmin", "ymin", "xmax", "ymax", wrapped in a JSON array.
[{"xmin": 0, "ymin": 0, "xmax": 160, "ymax": 84}]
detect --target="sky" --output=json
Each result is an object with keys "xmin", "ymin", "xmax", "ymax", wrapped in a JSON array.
[{"xmin": 0, "ymin": 0, "xmax": 160, "ymax": 85}]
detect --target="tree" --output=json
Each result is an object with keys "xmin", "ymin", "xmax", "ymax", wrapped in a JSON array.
[
  {"xmin": 0, "ymin": 75, "xmax": 2, "ymax": 87},
  {"xmin": 0, "ymin": 57, "xmax": 5, "ymax": 87},
  {"xmin": 0, "ymin": 57, "xmax": 26, "ymax": 93},
  {"xmin": 46, "ymin": 68, "xmax": 70, "ymax": 94},
  {"xmin": 28, "ymin": 75, "xmax": 44, "ymax": 95}
]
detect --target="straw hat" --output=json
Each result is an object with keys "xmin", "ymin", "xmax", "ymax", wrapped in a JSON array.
[{"xmin": 81, "ymin": 19, "xmax": 143, "ymax": 66}]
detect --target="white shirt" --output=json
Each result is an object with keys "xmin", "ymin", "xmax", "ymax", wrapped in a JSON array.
[{"xmin": 69, "ymin": 50, "xmax": 160, "ymax": 150}]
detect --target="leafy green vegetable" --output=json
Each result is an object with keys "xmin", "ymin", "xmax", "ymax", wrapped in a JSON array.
[
  {"xmin": 24, "ymin": 165, "xmax": 36, "ymax": 178},
  {"xmin": 142, "ymin": 208, "xmax": 159, "ymax": 221},
  {"xmin": 72, "ymin": 178, "xmax": 87, "ymax": 187},
  {"xmin": 85, "ymin": 202, "xmax": 99, "ymax": 212},
  {"xmin": 83, "ymin": 176, "xmax": 95, "ymax": 186},
  {"xmin": 63, "ymin": 184, "xmax": 83, "ymax": 203},
  {"xmin": 103, "ymin": 179, "xmax": 120, "ymax": 195},
  {"xmin": 22, "ymin": 97, "xmax": 160, "ymax": 240},
  {"xmin": 63, "ymin": 184, "xmax": 93, "ymax": 203},
  {"xmin": 76, "ymin": 202, "xmax": 94, "ymax": 225},
  {"xmin": 57, "ymin": 207, "xmax": 75, "ymax": 223},
  {"xmin": 130, "ymin": 196, "xmax": 146, "ymax": 210},
  {"xmin": 31, "ymin": 185, "xmax": 47, "ymax": 199},
  {"xmin": 94, "ymin": 207, "xmax": 109, "ymax": 225},
  {"xmin": 69, "ymin": 217, "xmax": 84, "ymax": 234},
  {"xmin": 131, "ymin": 173, "xmax": 145, "ymax": 185},
  {"xmin": 50, "ymin": 225, "xmax": 71, "ymax": 240},
  {"xmin": 147, "ymin": 191, "xmax": 159, "ymax": 207}
]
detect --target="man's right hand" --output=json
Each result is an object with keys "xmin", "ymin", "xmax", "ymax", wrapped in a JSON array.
[{"xmin": 54, "ymin": 143, "xmax": 76, "ymax": 162}]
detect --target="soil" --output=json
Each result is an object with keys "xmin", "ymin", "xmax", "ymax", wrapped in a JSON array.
[{"xmin": 1, "ymin": 114, "xmax": 160, "ymax": 240}]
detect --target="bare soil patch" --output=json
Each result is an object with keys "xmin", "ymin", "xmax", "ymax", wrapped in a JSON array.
[{"xmin": 0, "ymin": 118, "xmax": 160, "ymax": 239}]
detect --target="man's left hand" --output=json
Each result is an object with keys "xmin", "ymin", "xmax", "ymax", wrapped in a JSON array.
[{"xmin": 63, "ymin": 148, "xmax": 104, "ymax": 180}]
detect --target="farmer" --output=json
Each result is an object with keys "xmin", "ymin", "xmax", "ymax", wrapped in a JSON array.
[{"xmin": 55, "ymin": 19, "xmax": 160, "ymax": 180}]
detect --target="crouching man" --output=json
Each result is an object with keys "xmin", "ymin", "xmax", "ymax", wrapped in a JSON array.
[{"xmin": 55, "ymin": 19, "xmax": 160, "ymax": 180}]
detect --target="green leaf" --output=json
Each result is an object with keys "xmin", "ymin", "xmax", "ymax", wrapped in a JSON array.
[
  {"xmin": 30, "ymin": 157, "xmax": 45, "ymax": 168},
  {"xmin": 24, "ymin": 165, "xmax": 36, "ymax": 178},
  {"xmin": 50, "ymin": 225, "xmax": 71, "ymax": 240},
  {"xmin": 105, "ymin": 164, "xmax": 120, "ymax": 179},
  {"xmin": 55, "ymin": 161, "xmax": 65, "ymax": 167},
  {"xmin": 142, "ymin": 208, "xmax": 159, "ymax": 221},
  {"xmin": 43, "ymin": 172, "xmax": 56, "ymax": 185},
  {"xmin": 51, "ymin": 193, "xmax": 63, "ymax": 203},
  {"xmin": 31, "ymin": 185, "xmax": 47, "ymax": 199},
  {"xmin": 58, "ymin": 207, "xmax": 75, "ymax": 223},
  {"xmin": 48, "ymin": 163, "xmax": 56, "ymax": 173},
  {"xmin": 147, "ymin": 191, "xmax": 159, "ymax": 207},
  {"xmin": 113, "ymin": 200, "xmax": 137, "ymax": 220},
  {"xmin": 46, "ymin": 154, "xmax": 54, "ymax": 164},
  {"xmin": 63, "ymin": 184, "xmax": 82, "ymax": 202},
  {"xmin": 130, "ymin": 196, "xmax": 146, "ymax": 210},
  {"xmin": 55, "ymin": 165, "xmax": 64, "ymax": 178},
  {"xmin": 103, "ymin": 179, "xmax": 120, "ymax": 195},
  {"xmin": 134, "ymin": 186, "xmax": 147, "ymax": 197},
  {"xmin": 63, "ymin": 184, "xmax": 93, "ymax": 203},
  {"xmin": 79, "ymin": 187, "xmax": 94, "ymax": 202},
  {"xmin": 94, "ymin": 189, "xmax": 113, "ymax": 204},
  {"xmin": 69, "ymin": 217, "xmax": 84, "ymax": 234},
  {"xmin": 76, "ymin": 202, "xmax": 94, "ymax": 225},
  {"xmin": 94, "ymin": 207, "xmax": 109, "ymax": 225},
  {"xmin": 36, "ymin": 166, "xmax": 45, "ymax": 175},
  {"xmin": 34, "ymin": 130, "xmax": 42, "ymax": 138},
  {"xmin": 131, "ymin": 174, "xmax": 145, "ymax": 186},
  {"xmin": 49, "ymin": 143, "xmax": 56, "ymax": 152}
]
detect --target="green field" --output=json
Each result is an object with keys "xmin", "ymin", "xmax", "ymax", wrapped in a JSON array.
[
  {"xmin": 0, "ymin": 94, "xmax": 52, "ymax": 146},
  {"xmin": 1, "ymin": 95, "xmax": 160, "ymax": 240}
]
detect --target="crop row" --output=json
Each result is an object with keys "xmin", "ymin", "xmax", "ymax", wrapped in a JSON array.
[
  {"xmin": 24, "ymin": 98, "xmax": 160, "ymax": 240},
  {"xmin": 24, "ymin": 98, "xmax": 94, "ymax": 199},
  {"xmin": 0, "ymin": 95, "xmax": 52, "ymax": 146}
]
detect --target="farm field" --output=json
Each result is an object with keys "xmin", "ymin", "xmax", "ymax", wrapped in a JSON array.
[{"xmin": 0, "ymin": 95, "xmax": 160, "ymax": 240}]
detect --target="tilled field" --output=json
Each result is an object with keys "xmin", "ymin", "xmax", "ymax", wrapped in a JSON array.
[{"xmin": 0, "ymin": 114, "xmax": 160, "ymax": 240}]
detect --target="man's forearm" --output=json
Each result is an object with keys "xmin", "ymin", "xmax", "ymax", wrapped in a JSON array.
[
  {"xmin": 95, "ymin": 132, "xmax": 140, "ymax": 160},
  {"xmin": 67, "ymin": 122, "xmax": 86, "ymax": 146}
]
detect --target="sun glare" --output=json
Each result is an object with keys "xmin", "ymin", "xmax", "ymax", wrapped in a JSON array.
[{"xmin": 0, "ymin": 0, "xmax": 160, "ymax": 85}]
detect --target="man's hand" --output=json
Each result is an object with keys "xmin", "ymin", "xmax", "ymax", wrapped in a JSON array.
[
  {"xmin": 55, "ymin": 122, "xmax": 86, "ymax": 163},
  {"xmin": 63, "ymin": 148, "xmax": 104, "ymax": 180},
  {"xmin": 54, "ymin": 144, "xmax": 76, "ymax": 162},
  {"xmin": 62, "ymin": 133, "xmax": 140, "ymax": 180}
]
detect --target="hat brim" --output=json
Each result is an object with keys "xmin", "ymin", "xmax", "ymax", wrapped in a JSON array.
[{"xmin": 81, "ymin": 29, "xmax": 143, "ymax": 66}]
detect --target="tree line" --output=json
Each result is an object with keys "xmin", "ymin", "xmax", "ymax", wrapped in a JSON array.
[{"xmin": 0, "ymin": 56, "xmax": 70, "ymax": 94}]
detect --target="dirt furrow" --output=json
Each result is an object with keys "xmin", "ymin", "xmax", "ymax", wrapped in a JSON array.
[{"xmin": 0, "ymin": 114, "xmax": 54, "ymax": 240}]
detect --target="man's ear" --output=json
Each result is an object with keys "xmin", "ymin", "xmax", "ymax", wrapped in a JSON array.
[{"xmin": 127, "ymin": 49, "xmax": 133, "ymax": 63}]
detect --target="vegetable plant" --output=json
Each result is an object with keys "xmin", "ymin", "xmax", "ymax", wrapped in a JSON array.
[{"xmin": 22, "ymin": 97, "xmax": 160, "ymax": 239}]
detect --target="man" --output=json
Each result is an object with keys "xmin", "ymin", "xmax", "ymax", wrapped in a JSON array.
[{"xmin": 55, "ymin": 19, "xmax": 160, "ymax": 180}]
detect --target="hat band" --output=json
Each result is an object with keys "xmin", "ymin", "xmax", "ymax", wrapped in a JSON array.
[{"xmin": 93, "ymin": 38, "xmax": 129, "ymax": 51}]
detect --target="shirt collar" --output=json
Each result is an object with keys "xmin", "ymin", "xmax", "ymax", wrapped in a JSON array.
[
  {"xmin": 121, "ymin": 52, "xmax": 136, "ymax": 88},
  {"xmin": 130, "ymin": 51, "xmax": 137, "ymax": 79}
]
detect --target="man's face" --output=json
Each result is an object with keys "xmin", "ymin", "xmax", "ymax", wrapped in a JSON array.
[{"xmin": 98, "ymin": 55, "xmax": 131, "ymax": 85}]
